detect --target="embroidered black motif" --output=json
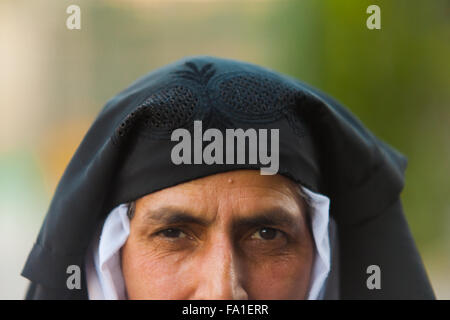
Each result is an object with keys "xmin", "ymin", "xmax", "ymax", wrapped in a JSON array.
[
  {"xmin": 174, "ymin": 62, "xmax": 216, "ymax": 85},
  {"xmin": 115, "ymin": 68, "xmax": 309, "ymax": 144}
]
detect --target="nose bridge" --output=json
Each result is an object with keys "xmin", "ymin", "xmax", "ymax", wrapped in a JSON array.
[{"xmin": 194, "ymin": 230, "xmax": 248, "ymax": 300}]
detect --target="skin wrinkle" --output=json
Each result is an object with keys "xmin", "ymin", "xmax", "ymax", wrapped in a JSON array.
[{"xmin": 121, "ymin": 170, "xmax": 314, "ymax": 299}]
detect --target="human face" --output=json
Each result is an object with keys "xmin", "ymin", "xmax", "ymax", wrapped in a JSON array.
[{"xmin": 121, "ymin": 169, "xmax": 314, "ymax": 299}]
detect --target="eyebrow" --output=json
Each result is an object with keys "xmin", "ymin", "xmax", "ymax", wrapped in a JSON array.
[
  {"xmin": 143, "ymin": 207, "xmax": 211, "ymax": 227},
  {"xmin": 142, "ymin": 206, "xmax": 303, "ymax": 234},
  {"xmin": 232, "ymin": 209, "xmax": 301, "ymax": 231}
]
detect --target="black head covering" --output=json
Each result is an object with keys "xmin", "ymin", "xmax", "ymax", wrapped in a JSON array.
[{"xmin": 22, "ymin": 56, "xmax": 435, "ymax": 299}]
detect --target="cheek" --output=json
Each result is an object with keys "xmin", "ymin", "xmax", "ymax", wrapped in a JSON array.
[
  {"xmin": 121, "ymin": 238, "xmax": 196, "ymax": 299},
  {"xmin": 245, "ymin": 251, "xmax": 314, "ymax": 299}
]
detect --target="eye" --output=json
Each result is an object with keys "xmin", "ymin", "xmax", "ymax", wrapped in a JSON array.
[
  {"xmin": 157, "ymin": 228, "xmax": 188, "ymax": 239},
  {"xmin": 250, "ymin": 227, "xmax": 281, "ymax": 240}
]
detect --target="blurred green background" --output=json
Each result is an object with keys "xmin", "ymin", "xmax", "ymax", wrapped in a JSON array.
[{"xmin": 0, "ymin": 0, "xmax": 449, "ymax": 299}]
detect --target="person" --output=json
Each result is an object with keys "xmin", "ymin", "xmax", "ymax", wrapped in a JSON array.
[{"xmin": 22, "ymin": 56, "xmax": 435, "ymax": 299}]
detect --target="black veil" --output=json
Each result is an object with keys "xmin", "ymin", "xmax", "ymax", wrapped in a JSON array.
[{"xmin": 22, "ymin": 56, "xmax": 434, "ymax": 299}]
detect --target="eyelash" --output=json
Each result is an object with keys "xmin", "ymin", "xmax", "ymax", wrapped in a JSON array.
[
  {"xmin": 249, "ymin": 227, "xmax": 284, "ymax": 241},
  {"xmin": 154, "ymin": 226, "xmax": 286, "ymax": 242},
  {"xmin": 154, "ymin": 227, "xmax": 192, "ymax": 240}
]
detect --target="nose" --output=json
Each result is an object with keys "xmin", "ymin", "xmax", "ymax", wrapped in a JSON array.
[{"xmin": 192, "ymin": 235, "xmax": 248, "ymax": 300}]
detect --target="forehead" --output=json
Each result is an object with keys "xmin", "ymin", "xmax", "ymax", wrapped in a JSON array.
[
  {"xmin": 189, "ymin": 170, "xmax": 295, "ymax": 187},
  {"xmin": 135, "ymin": 170, "xmax": 304, "ymax": 215}
]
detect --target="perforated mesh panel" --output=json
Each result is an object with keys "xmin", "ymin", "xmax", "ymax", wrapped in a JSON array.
[
  {"xmin": 140, "ymin": 85, "xmax": 197, "ymax": 128},
  {"xmin": 116, "ymin": 85, "xmax": 198, "ymax": 138},
  {"xmin": 218, "ymin": 74, "xmax": 299, "ymax": 114}
]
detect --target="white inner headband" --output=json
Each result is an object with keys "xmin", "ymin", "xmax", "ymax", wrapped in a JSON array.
[{"xmin": 85, "ymin": 186, "xmax": 330, "ymax": 300}]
